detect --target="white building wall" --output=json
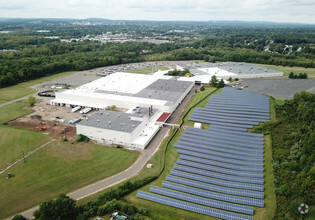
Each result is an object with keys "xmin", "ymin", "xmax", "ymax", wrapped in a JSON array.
[
  {"xmin": 53, "ymin": 92, "xmax": 172, "ymax": 112},
  {"xmin": 76, "ymin": 124, "xmax": 132, "ymax": 145}
]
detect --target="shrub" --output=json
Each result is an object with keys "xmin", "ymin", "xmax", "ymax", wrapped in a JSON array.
[{"xmin": 76, "ymin": 134, "xmax": 89, "ymax": 142}]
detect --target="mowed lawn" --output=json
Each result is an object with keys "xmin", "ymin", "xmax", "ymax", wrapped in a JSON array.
[
  {"xmin": 0, "ymin": 71, "xmax": 77, "ymax": 104},
  {"xmin": 0, "ymin": 101, "xmax": 50, "ymax": 169},
  {"xmin": 0, "ymin": 100, "xmax": 139, "ymax": 219},
  {"xmin": 0, "ymin": 126, "xmax": 50, "ymax": 169},
  {"xmin": 126, "ymin": 67, "xmax": 169, "ymax": 74},
  {"xmin": 258, "ymin": 64, "xmax": 315, "ymax": 78},
  {"xmin": 0, "ymin": 141, "xmax": 139, "ymax": 219}
]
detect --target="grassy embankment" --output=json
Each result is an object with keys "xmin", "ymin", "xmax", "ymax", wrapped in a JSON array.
[
  {"xmin": 0, "ymin": 71, "xmax": 77, "ymax": 104},
  {"xmin": 253, "ymin": 98, "xmax": 277, "ymax": 220},
  {"xmin": 0, "ymin": 100, "xmax": 139, "ymax": 219}
]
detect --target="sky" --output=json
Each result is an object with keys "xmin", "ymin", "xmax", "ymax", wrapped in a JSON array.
[{"xmin": 0, "ymin": 0, "xmax": 314, "ymax": 24}]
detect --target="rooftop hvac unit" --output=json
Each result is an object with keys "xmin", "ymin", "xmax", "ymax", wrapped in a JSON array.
[{"xmin": 108, "ymin": 121, "xmax": 111, "ymax": 124}]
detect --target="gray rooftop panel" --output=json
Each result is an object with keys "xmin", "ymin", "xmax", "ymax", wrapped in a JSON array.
[
  {"xmin": 134, "ymin": 79, "xmax": 194, "ymax": 102},
  {"xmin": 77, "ymin": 109, "xmax": 143, "ymax": 133}
]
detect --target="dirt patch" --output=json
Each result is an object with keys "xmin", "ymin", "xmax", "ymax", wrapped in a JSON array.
[{"xmin": 8, "ymin": 118, "xmax": 76, "ymax": 141}]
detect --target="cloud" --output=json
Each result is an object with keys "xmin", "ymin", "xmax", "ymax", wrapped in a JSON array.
[{"xmin": 0, "ymin": 0, "xmax": 314, "ymax": 24}]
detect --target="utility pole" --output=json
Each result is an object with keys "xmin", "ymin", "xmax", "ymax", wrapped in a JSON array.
[{"xmin": 22, "ymin": 150, "xmax": 26, "ymax": 163}]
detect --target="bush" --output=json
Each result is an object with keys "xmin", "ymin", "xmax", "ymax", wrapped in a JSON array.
[
  {"xmin": 200, "ymin": 85, "xmax": 205, "ymax": 91},
  {"xmin": 12, "ymin": 215, "xmax": 28, "ymax": 220},
  {"xmin": 34, "ymin": 194, "xmax": 79, "ymax": 220},
  {"xmin": 76, "ymin": 134, "xmax": 89, "ymax": 142},
  {"xmin": 28, "ymin": 95, "xmax": 36, "ymax": 106}
]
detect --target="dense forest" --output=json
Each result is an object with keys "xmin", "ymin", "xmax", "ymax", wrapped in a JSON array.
[
  {"xmin": 256, "ymin": 92, "xmax": 315, "ymax": 219},
  {"xmin": 0, "ymin": 19, "xmax": 314, "ymax": 88}
]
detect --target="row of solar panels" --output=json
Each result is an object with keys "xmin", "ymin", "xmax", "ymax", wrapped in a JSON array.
[
  {"xmin": 189, "ymin": 87, "xmax": 270, "ymax": 129},
  {"xmin": 170, "ymin": 170, "xmax": 264, "ymax": 192},
  {"xmin": 177, "ymin": 149, "xmax": 263, "ymax": 168},
  {"xmin": 165, "ymin": 175, "xmax": 264, "ymax": 199},
  {"xmin": 162, "ymin": 181, "xmax": 264, "ymax": 207},
  {"xmin": 137, "ymin": 191, "xmax": 253, "ymax": 220},
  {"xmin": 175, "ymin": 144, "xmax": 263, "ymax": 162},
  {"xmin": 180, "ymin": 154, "xmax": 264, "ymax": 173},
  {"xmin": 186, "ymin": 127, "xmax": 264, "ymax": 147},
  {"xmin": 137, "ymin": 88, "xmax": 267, "ymax": 219},
  {"xmin": 173, "ymin": 164, "xmax": 264, "ymax": 184}
]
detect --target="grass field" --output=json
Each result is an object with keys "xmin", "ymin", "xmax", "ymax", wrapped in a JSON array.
[
  {"xmin": 126, "ymin": 67, "xmax": 169, "ymax": 74},
  {"xmin": 253, "ymin": 98, "xmax": 277, "ymax": 220},
  {"xmin": 0, "ymin": 98, "xmax": 139, "ymax": 219},
  {"xmin": 0, "ymin": 71, "xmax": 77, "ymax": 104},
  {"xmin": 0, "ymin": 101, "xmax": 33, "ymax": 124},
  {"xmin": 0, "ymin": 141, "xmax": 139, "ymax": 219},
  {"xmin": 258, "ymin": 64, "xmax": 315, "ymax": 79},
  {"xmin": 0, "ymin": 101, "xmax": 51, "ymax": 169}
]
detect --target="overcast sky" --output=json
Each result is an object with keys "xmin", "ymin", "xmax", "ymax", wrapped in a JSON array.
[{"xmin": 0, "ymin": 0, "xmax": 314, "ymax": 24}]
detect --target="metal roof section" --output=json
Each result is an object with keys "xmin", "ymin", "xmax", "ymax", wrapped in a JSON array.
[
  {"xmin": 78, "ymin": 107, "xmax": 156, "ymax": 133},
  {"xmin": 134, "ymin": 79, "xmax": 193, "ymax": 102},
  {"xmin": 156, "ymin": 112, "xmax": 171, "ymax": 123}
]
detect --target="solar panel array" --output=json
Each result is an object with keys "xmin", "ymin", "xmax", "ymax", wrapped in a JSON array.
[{"xmin": 137, "ymin": 87, "xmax": 268, "ymax": 219}]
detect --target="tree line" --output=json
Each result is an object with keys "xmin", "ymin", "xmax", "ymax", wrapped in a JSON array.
[{"xmin": 254, "ymin": 92, "xmax": 315, "ymax": 219}]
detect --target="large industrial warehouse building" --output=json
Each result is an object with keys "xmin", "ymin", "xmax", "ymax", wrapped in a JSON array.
[{"xmin": 51, "ymin": 72, "xmax": 194, "ymax": 149}]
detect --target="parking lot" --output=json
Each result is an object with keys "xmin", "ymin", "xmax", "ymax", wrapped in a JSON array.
[{"xmin": 243, "ymin": 78, "xmax": 315, "ymax": 98}]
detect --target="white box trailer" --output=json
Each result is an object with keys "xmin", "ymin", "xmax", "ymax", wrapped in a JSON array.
[
  {"xmin": 72, "ymin": 106, "xmax": 81, "ymax": 113},
  {"xmin": 80, "ymin": 107, "xmax": 92, "ymax": 114}
]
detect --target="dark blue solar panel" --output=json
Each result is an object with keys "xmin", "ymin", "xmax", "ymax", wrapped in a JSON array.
[
  {"xmin": 197, "ymin": 108, "xmax": 270, "ymax": 118},
  {"xmin": 177, "ymin": 159, "xmax": 263, "ymax": 178},
  {"xmin": 192, "ymin": 110, "xmax": 269, "ymax": 122},
  {"xmin": 136, "ymin": 191, "xmax": 254, "ymax": 219},
  {"xmin": 165, "ymin": 176, "xmax": 264, "ymax": 199},
  {"xmin": 178, "ymin": 137, "xmax": 263, "ymax": 153},
  {"xmin": 177, "ymin": 149, "xmax": 264, "ymax": 167},
  {"xmin": 161, "ymin": 181, "xmax": 264, "ymax": 207},
  {"xmin": 170, "ymin": 170, "xmax": 264, "ymax": 191},
  {"xmin": 176, "ymin": 140, "xmax": 263, "ymax": 157},
  {"xmin": 209, "ymin": 124, "xmax": 247, "ymax": 132},
  {"xmin": 180, "ymin": 154, "xmax": 264, "ymax": 173},
  {"xmin": 184, "ymin": 128, "xmax": 264, "ymax": 146},
  {"xmin": 150, "ymin": 186, "xmax": 254, "ymax": 215},
  {"xmin": 208, "ymin": 125, "xmax": 263, "ymax": 137},
  {"xmin": 175, "ymin": 144, "xmax": 263, "ymax": 162},
  {"xmin": 181, "ymin": 133, "xmax": 263, "ymax": 150},
  {"xmin": 173, "ymin": 164, "xmax": 264, "ymax": 185},
  {"xmin": 189, "ymin": 114, "xmax": 259, "ymax": 126}
]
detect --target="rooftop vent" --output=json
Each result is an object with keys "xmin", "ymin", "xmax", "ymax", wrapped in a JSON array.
[
  {"xmin": 108, "ymin": 121, "xmax": 111, "ymax": 124},
  {"xmin": 117, "ymin": 114, "xmax": 120, "ymax": 117}
]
